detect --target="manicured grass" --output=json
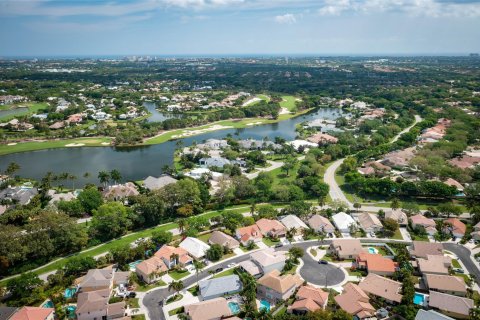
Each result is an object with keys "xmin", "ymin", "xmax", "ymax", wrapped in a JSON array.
[
  {"xmin": 0, "ymin": 137, "xmax": 113, "ymax": 156},
  {"xmin": 127, "ymin": 298, "xmax": 140, "ymax": 308},
  {"xmin": 213, "ymin": 268, "xmax": 237, "ymax": 278},
  {"xmin": 274, "ymin": 306, "xmax": 287, "ymax": 316},
  {"xmin": 131, "ymin": 315, "xmax": 146, "ymax": 320},
  {"xmin": 310, "ymin": 248, "xmax": 317, "ymax": 257},
  {"xmin": 239, "ymin": 244, "xmax": 259, "ymax": 252},
  {"xmin": 166, "ymin": 294, "xmax": 183, "ymax": 305},
  {"xmin": 135, "ymin": 279, "xmax": 167, "ymax": 292},
  {"xmin": 168, "ymin": 306, "xmax": 184, "ymax": 316},
  {"xmin": 283, "ymin": 265, "xmax": 298, "ymax": 275},
  {"xmin": 220, "ymin": 252, "xmax": 237, "ymax": 261},
  {"xmin": 279, "ymin": 95, "xmax": 298, "ymax": 112},
  {"xmin": 257, "ymin": 94, "xmax": 271, "ymax": 102},
  {"xmin": 452, "ymin": 259, "xmax": 461, "ymax": 269},
  {"xmin": 455, "ymin": 273, "xmax": 469, "ymax": 282},
  {"xmin": 391, "ymin": 229, "xmax": 403, "ymax": 240},
  {"xmin": 0, "ymin": 102, "xmax": 49, "ymax": 121},
  {"xmin": 187, "ymin": 285, "xmax": 199, "ymax": 296},
  {"xmin": 347, "ymin": 269, "xmax": 364, "ymax": 277},
  {"xmin": 169, "ymin": 270, "xmax": 190, "ymax": 280},
  {"xmin": 262, "ymin": 237, "xmax": 281, "ymax": 247},
  {"xmin": 197, "ymin": 233, "xmax": 211, "ymax": 244}
]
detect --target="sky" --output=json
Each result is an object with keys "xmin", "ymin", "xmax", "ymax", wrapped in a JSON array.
[{"xmin": 0, "ymin": 0, "xmax": 480, "ymax": 57}]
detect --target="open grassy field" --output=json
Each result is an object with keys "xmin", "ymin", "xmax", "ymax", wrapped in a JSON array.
[
  {"xmin": 280, "ymin": 95, "xmax": 299, "ymax": 111},
  {"xmin": 0, "ymin": 137, "xmax": 113, "ymax": 156},
  {"xmin": 0, "ymin": 102, "xmax": 49, "ymax": 121}
]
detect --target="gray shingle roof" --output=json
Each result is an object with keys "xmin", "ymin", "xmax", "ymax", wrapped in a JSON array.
[{"xmin": 198, "ymin": 275, "xmax": 242, "ymax": 299}]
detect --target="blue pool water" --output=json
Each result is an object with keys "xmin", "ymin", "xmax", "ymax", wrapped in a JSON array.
[
  {"xmin": 42, "ymin": 300, "xmax": 54, "ymax": 308},
  {"xmin": 368, "ymin": 247, "xmax": 378, "ymax": 254},
  {"xmin": 128, "ymin": 260, "xmax": 143, "ymax": 270},
  {"xmin": 228, "ymin": 302, "xmax": 241, "ymax": 314},
  {"xmin": 259, "ymin": 299, "xmax": 271, "ymax": 312},
  {"xmin": 66, "ymin": 306, "xmax": 77, "ymax": 319},
  {"xmin": 413, "ymin": 293, "xmax": 425, "ymax": 305},
  {"xmin": 64, "ymin": 287, "xmax": 77, "ymax": 299}
]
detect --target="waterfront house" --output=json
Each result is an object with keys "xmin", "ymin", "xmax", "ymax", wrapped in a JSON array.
[{"xmin": 143, "ymin": 174, "xmax": 178, "ymax": 191}]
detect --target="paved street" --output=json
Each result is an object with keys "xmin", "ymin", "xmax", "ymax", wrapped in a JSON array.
[{"xmin": 444, "ymin": 243, "xmax": 480, "ymax": 286}]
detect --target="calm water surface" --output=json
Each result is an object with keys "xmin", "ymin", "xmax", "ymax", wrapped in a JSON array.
[{"xmin": 0, "ymin": 108, "xmax": 345, "ymax": 185}]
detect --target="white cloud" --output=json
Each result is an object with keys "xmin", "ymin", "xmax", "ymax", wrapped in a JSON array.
[{"xmin": 274, "ymin": 13, "xmax": 297, "ymax": 24}]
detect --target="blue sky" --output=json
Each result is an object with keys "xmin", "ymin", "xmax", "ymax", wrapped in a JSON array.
[{"xmin": 0, "ymin": 0, "xmax": 479, "ymax": 57}]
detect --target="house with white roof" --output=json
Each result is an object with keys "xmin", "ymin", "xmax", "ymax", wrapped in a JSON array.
[
  {"xmin": 250, "ymin": 248, "xmax": 288, "ymax": 274},
  {"xmin": 332, "ymin": 212, "xmax": 356, "ymax": 233},
  {"xmin": 179, "ymin": 237, "xmax": 211, "ymax": 259},
  {"xmin": 279, "ymin": 215, "xmax": 309, "ymax": 235}
]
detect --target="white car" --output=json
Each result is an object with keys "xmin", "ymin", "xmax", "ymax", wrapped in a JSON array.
[{"xmin": 227, "ymin": 263, "xmax": 237, "ymax": 268}]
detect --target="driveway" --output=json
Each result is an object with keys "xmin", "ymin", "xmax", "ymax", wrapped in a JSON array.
[
  {"xmin": 245, "ymin": 160, "xmax": 283, "ymax": 179},
  {"xmin": 324, "ymin": 158, "xmax": 352, "ymax": 208}
]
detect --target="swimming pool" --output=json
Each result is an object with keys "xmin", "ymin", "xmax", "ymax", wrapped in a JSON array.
[
  {"xmin": 42, "ymin": 300, "xmax": 54, "ymax": 308},
  {"xmin": 259, "ymin": 299, "xmax": 271, "ymax": 312},
  {"xmin": 367, "ymin": 247, "xmax": 378, "ymax": 254},
  {"xmin": 128, "ymin": 260, "xmax": 143, "ymax": 271},
  {"xmin": 413, "ymin": 293, "xmax": 426, "ymax": 305},
  {"xmin": 228, "ymin": 302, "xmax": 241, "ymax": 314},
  {"xmin": 64, "ymin": 287, "xmax": 77, "ymax": 299},
  {"xmin": 66, "ymin": 306, "xmax": 77, "ymax": 319}
]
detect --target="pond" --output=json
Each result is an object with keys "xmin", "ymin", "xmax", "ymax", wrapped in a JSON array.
[
  {"xmin": 0, "ymin": 106, "xmax": 29, "ymax": 120},
  {"xmin": 144, "ymin": 102, "xmax": 184, "ymax": 123},
  {"xmin": 0, "ymin": 108, "xmax": 346, "ymax": 185}
]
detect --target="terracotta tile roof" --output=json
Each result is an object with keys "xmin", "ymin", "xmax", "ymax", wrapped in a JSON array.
[
  {"xmin": 443, "ymin": 178, "xmax": 464, "ymax": 191},
  {"xmin": 154, "ymin": 245, "xmax": 189, "ymax": 262},
  {"xmin": 410, "ymin": 214, "xmax": 436, "ymax": 228},
  {"xmin": 429, "ymin": 291, "xmax": 473, "ymax": 316},
  {"xmin": 409, "ymin": 241, "xmax": 443, "ymax": 258},
  {"xmin": 236, "ymin": 224, "xmax": 262, "ymax": 242},
  {"xmin": 295, "ymin": 285, "xmax": 329, "ymax": 306},
  {"xmin": 425, "ymin": 274, "xmax": 467, "ymax": 293},
  {"xmin": 417, "ymin": 255, "xmax": 452, "ymax": 275},
  {"xmin": 356, "ymin": 253, "xmax": 397, "ymax": 274},
  {"xmin": 385, "ymin": 209, "xmax": 408, "ymax": 225},
  {"xmin": 184, "ymin": 297, "xmax": 232, "ymax": 320},
  {"xmin": 359, "ymin": 274, "xmax": 402, "ymax": 303},
  {"xmin": 307, "ymin": 133, "xmax": 338, "ymax": 144},
  {"xmin": 10, "ymin": 307, "xmax": 54, "ymax": 320},
  {"xmin": 448, "ymin": 155, "xmax": 480, "ymax": 169},
  {"xmin": 331, "ymin": 239, "xmax": 364, "ymax": 257},
  {"xmin": 334, "ymin": 283, "xmax": 375, "ymax": 319},
  {"xmin": 443, "ymin": 218, "xmax": 466, "ymax": 236},
  {"xmin": 257, "ymin": 270, "xmax": 303, "ymax": 294},
  {"xmin": 255, "ymin": 218, "xmax": 286, "ymax": 236},
  {"xmin": 289, "ymin": 298, "xmax": 322, "ymax": 312},
  {"xmin": 136, "ymin": 256, "xmax": 168, "ymax": 275}
]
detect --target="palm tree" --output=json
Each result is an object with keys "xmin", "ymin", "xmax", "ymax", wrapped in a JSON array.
[
  {"xmin": 318, "ymin": 231, "xmax": 326, "ymax": 244},
  {"xmin": 250, "ymin": 201, "xmax": 257, "ymax": 216},
  {"xmin": 391, "ymin": 198, "xmax": 400, "ymax": 210},
  {"xmin": 318, "ymin": 196, "xmax": 326, "ymax": 208},
  {"xmin": 98, "ymin": 171, "xmax": 110, "ymax": 188},
  {"xmin": 110, "ymin": 169, "xmax": 122, "ymax": 185},
  {"xmin": 168, "ymin": 280, "xmax": 184, "ymax": 299},
  {"xmin": 193, "ymin": 260, "xmax": 203, "ymax": 282},
  {"xmin": 286, "ymin": 227, "xmax": 297, "ymax": 239},
  {"xmin": 178, "ymin": 219, "xmax": 188, "ymax": 235}
]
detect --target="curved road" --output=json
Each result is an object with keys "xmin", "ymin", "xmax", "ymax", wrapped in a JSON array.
[{"xmin": 324, "ymin": 115, "xmax": 423, "ymax": 209}]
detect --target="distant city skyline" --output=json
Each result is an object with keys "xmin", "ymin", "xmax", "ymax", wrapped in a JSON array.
[{"xmin": 1, "ymin": 0, "xmax": 480, "ymax": 56}]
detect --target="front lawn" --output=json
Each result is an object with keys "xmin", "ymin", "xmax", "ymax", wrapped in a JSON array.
[
  {"xmin": 169, "ymin": 269, "xmax": 190, "ymax": 280},
  {"xmin": 391, "ymin": 228, "xmax": 403, "ymax": 240},
  {"xmin": 166, "ymin": 294, "xmax": 183, "ymax": 305},
  {"xmin": 262, "ymin": 237, "xmax": 280, "ymax": 247},
  {"xmin": 168, "ymin": 307, "xmax": 184, "ymax": 316},
  {"xmin": 213, "ymin": 268, "xmax": 237, "ymax": 278},
  {"xmin": 187, "ymin": 285, "xmax": 199, "ymax": 296},
  {"xmin": 135, "ymin": 279, "xmax": 167, "ymax": 292},
  {"xmin": 452, "ymin": 259, "xmax": 461, "ymax": 269},
  {"xmin": 310, "ymin": 248, "xmax": 317, "ymax": 257},
  {"xmin": 131, "ymin": 315, "xmax": 146, "ymax": 320},
  {"xmin": 221, "ymin": 252, "xmax": 237, "ymax": 261},
  {"xmin": 127, "ymin": 298, "xmax": 140, "ymax": 308},
  {"xmin": 240, "ymin": 244, "xmax": 259, "ymax": 252}
]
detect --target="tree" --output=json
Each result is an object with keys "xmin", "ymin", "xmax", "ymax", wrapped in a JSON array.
[
  {"xmin": 437, "ymin": 202, "xmax": 462, "ymax": 218},
  {"xmin": 90, "ymin": 202, "xmax": 131, "ymax": 242},
  {"xmin": 57, "ymin": 199, "xmax": 84, "ymax": 217},
  {"xmin": 98, "ymin": 171, "xmax": 110, "ymax": 187},
  {"xmin": 64, "ymin": 256, "xmax": 96, "ymax": 276},
  {"xmin": 281, "ymin": 156, "xmax": 297, "ymax": 177},
  {"xmin": 151, "ymin": 230, "xmax": 173, "ymax": 247},
  {"xmin": 206, "ymin": 244, "xmax": 223, "ymax": 261},
  {"xmin": 383, "ymin": 218, "xmax": 399, "ymax": 237},
  {"xmin": 178, "ymin": 219, "xmax": 188, "ymax": 235},
  {"xmin": 353, "ymin": 202, "xmax": 361, "ymax": 212},
  {"xmin": 77, "ymin": 186, "xmax": 103, "ymax": 213},
  {"xmin": 110, "ymin": 169, "xmax": 122, "ymax": 185},
  {"xmin": 168, "ymin": 280, "xmax": 184, "ymax": 298},
  {"xmin": 391, "ymin": 198, "xmax": 401, "ymax": 210},
  {"xmin": 193, "ymin": 260, "xmax": 203, "ymax": 282},
  {"xmin": 6, "ymin": 272, "xmax": 43, "ymax": 305},
  {"xmin": 340, "ymin": 156, "xmax": 357, "ymax": 173},
  {"xmin": 160, "ymin": 179, "xmax": 203, "ymax": 215},
  {"xmin": 288, "ymin": 246, "xmax": 304, "ymax": 263}
]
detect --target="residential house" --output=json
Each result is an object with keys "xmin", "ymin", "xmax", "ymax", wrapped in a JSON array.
[
  {"xmin": 307, "ymin": 215, "xmax": 335, "ymax": 234},
  {"xmin": 76, "ymin": 289, "xmax": 128, "ymax": 320},
  {"xmin": 79, "ymin": 269, "xmax": 114, "ymax": 293},
  {"xmin": 235, "ymin": 224, "xmax": 263, "ymax": 246},
  {"xmin": 358, "ymin": 161, "xmax": 391, "ymax": 176},
  {"xmin": 287, "ymin": 285, "xmax": 329, "ymax": 315},
  {"xmin": 409, "ymin": 241, "xmax": 443, "ymax": 259},
  {"xmin": 237, "ymin": 260, "xmax": 263, "ymax": 278},
  {"xmin": 329, "ymin": 239, "xmax": 364, "ymax": 260},
  {"xmin": 0, "ymin": 186, "xmax": 38, "ymax": 206},
  {"xmin": 417, "ymin": 255, "xmax": 452, "ymax": 275},
  {"xmin": 279, "ymin": 215, "xmax": 309, "ymax": 234},
  {"xmin": 381, "ymin": 147, "xmax": 416, "ymax": 169},
  {"xmin": 238, "ymin": 139, "xmax": 281, "ymax": 150},
  {"xmin": 443, "ymin": 218, "xmax": 466, "ymax": 238},
  {"xmin": 10, "ymin": 307, "xmax": 55, "ymax": 320},
  {"xmin": 331, "ymin": 212, "xmax": 356, "ymax": 233},
  {"xmin": 257, "ymin": 270, "xmax": 303, "ymax": 303},
  {"xmin": 443, "ymin": 178, "xmax": 464, "ymax": 192},
  {"xmin": 385, "ymin": 209, "xmax": 408, "ymax": 226},
  {"xmin": 250, "ymin": 248, "xmax": 287, "ymax": 274},
  {"xmin": 198, "ymin": 275, "xmax": 242, "ymax": 300},
  {"xmin": 184, "ymin": 297, "xmax": 233, "ymax": 320},
  {"xmin": 448, "ymin": 155, "xmax": 480, "ymax": 169},
  {"xmin": 102, "ymin": 182, "xmax": 139, "ymax": 201},
  {"xmin": 355, "ymin": 253, "xmax": 397, "ymax": 276},
  {"xmin": 208, "ymin": 231, "xmax": 239, "ymax": 249},
  {"xmin": 179, "ymin": 237, "xmax": 211, "ymax": 259},
  {"xmin": 143, "ymin": 175, "xmax": 178, "ymax": 191},
  {"xmin": 255, "ymin": 218, "xmax": 286, "ymax": 238},
  {"xmin": 68, "ymin": 113, "xmax": 83, "ymax": 123},
  {"xmin": 47, "ymin": 190, "xmax": 76, "ymax": 205},
  {"xmin": 356, "ymin": 212, "xmax": 383, "ymax": 233},
  {"xmin": 200, "ymin": 139, "xmax": 228, "ymax": 150},
  {"xmin": 428, "ymin": 291, "xmax": 474, "ymax": 319},
  {"xmin": 334, "ymin": 283, "xmax": 376, "ymax": 319},
  {"xmin": 423, "ymin": 274, "xmax": 467, "ymax": 296},
  {"xmin": 199, "ymin": 157, "xmax": 232, "ymax": 168},
  {"xmin": 410, "ymin": 214, "xmax": 437, "ymax": 235},
  {"xmin": 306, "ymin": 133, "xmax": 338, "ymax": 145},
  {"xmin": 415, "ymin": 310, "xmax": 455, "ymax": 320},
  {"xmin": 49, "ymin": 121, "xmax": 66, "ymax": 130},
  {"xmin": 359, "ymin": 274, "xmax": 403, "ymax": 304}
]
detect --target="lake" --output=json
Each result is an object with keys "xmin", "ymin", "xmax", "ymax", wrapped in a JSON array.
[
  {"xmin": 0, "ymin": 107, "xmax": 29, "ymax": 121},
  {"xmin": 0, "ymin": 108, "xmax": 346, "ymax": 185},
  {"xmin": 144, "ymin": 102, "xmax": 184, "ymax": 122}
]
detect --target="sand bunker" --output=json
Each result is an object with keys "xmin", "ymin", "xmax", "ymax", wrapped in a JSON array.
[
  {"xmin": 246, "ymin": 122, "xmax": 263, "ymax": 126},
  {"xmin": 279, "ymin": 107, "xmax": 290, "ymax": 115},
  {"xmin": 101, "ymin": 142, "xmax": 110, "ymax": 145},
  {"xmin": 65, "ymin": 143, "xmax": 85, "ymax": 147},
  {"xmin": 7, "ymin": 143, "xmax": 17, "ymax": 146},
  {"xmin": 171, "ymin": 124, "xmax": 233, "ymax": 139}
]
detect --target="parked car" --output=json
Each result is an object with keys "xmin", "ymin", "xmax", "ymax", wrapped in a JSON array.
[
  {"xmin": 454, "ymin": 268, "xmax": 464, "ymax": 274},
  {"xmin": 227, "ymin": 263, "xmax": 237, "ymax": 268},
  {"xmin": 215, "ymin": 267, "xmax": 223, "ymax": 273},
  {"xmin": 319, "ymin": 260, "xmax": 328, "ymax": 265},
  {"xmin": 129, "ymin": 292, "xmax": 137, "ymax": 298},
  {"xmin": 274, "ymin": 243, "xmax": 283, "ymax": 248}
]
